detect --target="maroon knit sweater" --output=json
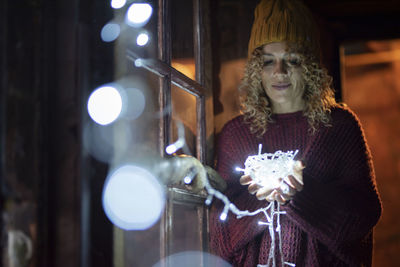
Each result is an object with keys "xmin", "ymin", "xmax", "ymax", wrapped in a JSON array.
[{"xmin": 210, "ymin": 106, "xmax": 382, "ymax": 267}]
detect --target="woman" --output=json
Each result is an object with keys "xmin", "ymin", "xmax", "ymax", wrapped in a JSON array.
[{"xmin": 209, "ymin": 0, "xmax": 382, "ymax": 266}]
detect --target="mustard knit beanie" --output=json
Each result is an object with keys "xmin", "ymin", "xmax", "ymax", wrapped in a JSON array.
[{"xmin": 248, "ymin": 0, "xmax": 320, "ymax": 58}]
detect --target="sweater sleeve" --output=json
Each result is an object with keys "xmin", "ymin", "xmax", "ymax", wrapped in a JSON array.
[
  {"xmin": 284, "ymin": 109, "xmax": 382, "ymax": 263},
  {"xmin": 209, "ymin": 120, "xmax": 267, "ymax": 263}
]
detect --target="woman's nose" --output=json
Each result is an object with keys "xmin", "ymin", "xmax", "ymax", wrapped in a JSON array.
[{"xmin": 273, "ymin": 60, "xmax": 287, "ymax": 74}]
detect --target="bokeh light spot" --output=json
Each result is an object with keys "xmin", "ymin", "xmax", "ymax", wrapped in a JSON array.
[
  {"xmin": 134, "ymin": 59, "xmax": 143, "ymax": 67},
  {"xmin": 83, "ymin": 123, "xmax": 114, "ymax": 163},
  {"xmin": 83, "ymin": 122, "xmax": 132, "ymax": 163},
  {"xmin": 111, "ymin": 0, "xmax": 126, "ymax": 9},
  {"xmin": 136, "ymin": 33, "xmax": 149, "ymax": 46},
  {"xmin": 126, "ymin": 3, "xmax": 153, "ymax": 27},
  {"xmin": 101, "ymin": 23, "xmax": 121, "ymax": 42},
  {"xmin": 103, "ymin": 165, "xmax": 165, "ymax": 230},
  {"xmin": 88, "ymin": 85, "xmax": 122, "ymax": 125},
  {"xmin": 153, "ymin": 251, "xmax": 232, "ymax": 267},
  {"xmin": 122, "ymin": 88, "xmax": 146, "ymax": 120}
]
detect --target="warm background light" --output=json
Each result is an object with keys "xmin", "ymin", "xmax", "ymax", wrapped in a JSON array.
[{"xmin": 341, "ymin": 39, "xmax": 400, "ymax": 266}]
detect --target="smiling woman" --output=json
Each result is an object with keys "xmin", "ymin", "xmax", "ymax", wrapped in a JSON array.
[
  {"xmin": 209, "ymin": 0, "xmax": 382, "ymax": 266},
  {"xmin": 239, "ymin": 43, "xmax": 335, "ymax": 136},
  {"xmin": 260, "ymin": 42, "xmax": 306, "ymax": 114}
]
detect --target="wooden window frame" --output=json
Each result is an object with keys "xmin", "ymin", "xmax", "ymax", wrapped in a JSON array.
[
  {"xmin": 127, "ymin": 0, "xmax": 209, "ymax": 162},
  {"xmin": 125, "ymin": 0, "xmax": 213, "ymax": 265}
]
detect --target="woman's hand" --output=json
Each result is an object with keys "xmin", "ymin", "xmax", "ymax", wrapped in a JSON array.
[
  {"xmin": 239, "ymin": 160, "xmax": 304, "ymax": 204},
  {"xmin": 158, "ymin": 154, "xmax": 227, "ymax": 193}
]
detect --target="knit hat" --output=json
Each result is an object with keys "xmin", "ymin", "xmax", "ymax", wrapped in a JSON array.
[{"xmin": 248, "ymin": 0, "xmax": 320, "ymax": 59}]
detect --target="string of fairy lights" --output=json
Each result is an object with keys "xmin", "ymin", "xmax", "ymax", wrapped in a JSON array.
[
  {"xmin": 89, "ymin": 1, "xmax": 298, "ymax": 266},
  {"xmin": 166, "ymin": 141, "xmax": 298, "ymax": 267}
]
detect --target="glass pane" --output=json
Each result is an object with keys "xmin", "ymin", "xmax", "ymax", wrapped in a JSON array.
[
  {"xmin": 171, "ymin": 0, "xmax": 195, "ymax": 75},
  {"xmin": 169, "ymin": 202, "xmax": 205, "ymax": 254},
  {"xmin": 113, "ymin": 65, "xmax": 163, "ymax": 267},
  {"xmin": 171, "ymin": 59, "xmax": 196, "ymax": 80},
  {"xmin": 123, "ymin": 223, "xmax": 161, "ymax": 267},
  {"xmin": 112, "ymin": 67, "xmax": 161, "ymax": 159},
  {"xmin": 171, "ymin": 84, "xmax": 197, "ymax": 157}
]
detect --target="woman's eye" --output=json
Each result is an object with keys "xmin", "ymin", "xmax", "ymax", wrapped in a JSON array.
[
  {"xmin": 263, "ymin": 60, "xmax": 273, "ymax": 66},
  {"xmin": 288, "ymin": 58, "xmax": 301, "ymax": 66}
]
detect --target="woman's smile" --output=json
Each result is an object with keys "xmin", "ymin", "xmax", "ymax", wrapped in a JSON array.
[
  {"xmin": 261, "ymin": 42, "xmax": 305, "ymax": 113},
  {"xmin": 271, "ymin": 83, "xmax": 291, "ymax": 90}
]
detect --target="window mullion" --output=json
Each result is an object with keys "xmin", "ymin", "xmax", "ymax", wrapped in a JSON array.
[
  {"xmin": 193, "ymin": 0, "xmax": 203, "ymax": 86},
  {"xmin": 193, "ymin": 0, "xmax": 207, "ymax": 163},
  {"xmin": 158, "ymin": 0, "xmax": 172, "ymax": 157}
]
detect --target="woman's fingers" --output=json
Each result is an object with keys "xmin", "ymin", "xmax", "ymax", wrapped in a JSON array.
[
  {"xmin": 285, "ymin": 175, "xmax": 303, "ymax": 192},
  {"xmin": 241, "ymin": 164, "xmax": 304, "ymax": 203},
  {"xmin": 292, "ymin": 160, "xmax": 305, "ymax": 185},
  {"xmin": 275, "ymin": 192, "xmax": 287, "ymax": 205},
  {"xmin": 266, "ymin": 190, "xmax": 287, "ymax": 204},
  {"xmin": 248, "ymin": 183, "xmax": 261, "ymax": 194},
  {"xmin": 294, "ymin": 160, "xmax": 305, "ymax": 171},
  {"xmin": 240, "ymin": 175, "xmax": 252, "ymax": 185},
  {"xmin": 256, "ymin": 186, "xmax": 274, "ymax": 200},
  {"xmin": 265, "ymin": 191, "xmax": 275, "ymax": 202},
  {"xmin": 280, "ymin": 182, "xmax": 296, "ymax": 196}
]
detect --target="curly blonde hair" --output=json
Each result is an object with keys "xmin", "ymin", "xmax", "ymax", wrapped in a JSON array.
[{"xmin": 239, "ymin": 44, "xmax": 337, "ymax": 136}]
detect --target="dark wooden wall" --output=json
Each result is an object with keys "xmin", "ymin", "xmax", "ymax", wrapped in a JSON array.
[{"xmin": 1, "ymin": 0, "xmax": 114, "ymax": 266}]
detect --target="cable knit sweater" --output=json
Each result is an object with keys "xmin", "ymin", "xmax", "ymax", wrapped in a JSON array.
[{"xmin": 210, "ymin": 106, "xmax": 382, "ymax": 267}]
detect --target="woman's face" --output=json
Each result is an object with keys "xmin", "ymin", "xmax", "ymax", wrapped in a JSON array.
[{"xmin": 261, "ymin": 42, "xmax": 306, "ymax": 113}]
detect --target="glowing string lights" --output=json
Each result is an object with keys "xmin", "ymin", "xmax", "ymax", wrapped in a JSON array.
[
  {"xmin": 165, "ymin": 121, "xmax": 190, "ymax": 155},
  {"xmin": 166, "ymin": 142, "xmax": 298, "ymax": 267},
  {"xmin": 165, "ymin": 139, "xmax": 184, "ymax": 155},
  {"xmin": 96, "ymin": 1, "xmax": 295, "ymax": 263},
  {"xmin": 236, "ymin": 145, "xmax": 298, "ymax": 189},
  {"xmin": 230, "ymin": 146, "xmax": 298, "ymax": 267}
]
